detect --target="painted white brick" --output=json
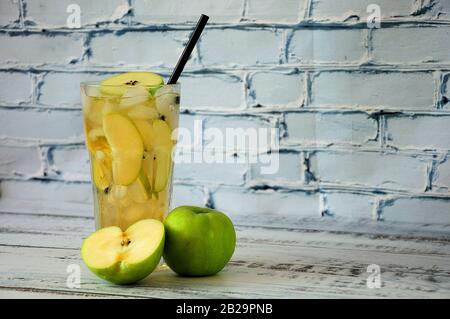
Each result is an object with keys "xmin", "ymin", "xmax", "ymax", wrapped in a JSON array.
[
  {"xmin": 133, "ymin": 0, "xmax": 243, "ymax": 24},
  {"xmin": 0, "ymin": 33, "xmax": 84, "ymax": 65},
  {"xmin": 433, "ymin": 159, "xmax": 450, "ymax": 192},
  {"xmin": 311, "ymin": 72, "xmax": 435, "ymax": 109},
  {"xmin": 174, "ymin": 152, "xmax": 247, "ymax": 185},
  {"xmin": 284, "ymin": 112, "xmax": 377, "ymax": 145},
  {"xmin": 89, "ymin": 31, "xmax": 188, "ymax": 67},
  {"xmin": 25, "ymin": 0, "xmax": 129, "ymax": 28},
  {"xmin": 203, "ymin": 115, "xmax": 274, "ymax": 152},
  {"xmin": 0, "ymin": 0, "xmax": 20, "ymax": 27},
  {"xmin": 310, "ymin": 0, "xmax": 414, "ymax": 22},
  {"xmin": 250, "ymin": 72, "xmax": 304, "ymax": 107},
  {"xmin": 170, "ymin": 184, "xmax": 205, "ymax": 209},
  {"xmin": 382, "ymin": 198, "xmax": 450, "ymax": 224},
  {"xmin": 444, "ymin": 74, "xmax": 450, "ymax": 107},
  {"xmin": 0, "ymin": 180, "xmax": 94, "ymax": 216},
  {"xmin": 200, "ymin": 29, "xmax": 282, "ymax": 65},
  {"xmin": 373, "ymin": 27, "xmax": 450, "ymax": 64},
  {"xmin": 0, "ymin": 146, "xmax": 42, "ymax": 178},
  {"xmin": 180, "ymin": 74, "xmax": 244, "ymax": 109},
  {"xmin": 39, "ymin": 72, "xmax": 104, "ymax": 108},
  {"xmin": 249, "ymin": 152, "xmax": 302, "ymax": 183},
  {"xmin": 246, "ymin": 0, "xmax": 306, "ymax": 23},
  {"xmin": 0, "ymin": 72, "xmax": 32, "ymax": 105},
  {"xmin": 49, "ymin": 147, "xmax": 90, "ymax": 181},
  {"xmin": 325, "ymin": 192, "xmax": 375, "ymax": 219},
  {"xmin": 386, "ymin": 115, "xmax": 450, "ymax": 150},
  {"xmin": 310, "ymin": 151, "xmax": 427, "ymax": 191},
  {"xmin": 0, "ymin": 180, "xmax": 92, "ymax": 216},
  {"xmin": 289, "ymin": 29, "xmax": 366, "ymax": 64},
  {"xmin": 213, "ymin": 188, "xmax": 320, "ymax": 220},
  {"xmin": 0, "ymin": 109, "xmax": 83, "ymax": 142}
]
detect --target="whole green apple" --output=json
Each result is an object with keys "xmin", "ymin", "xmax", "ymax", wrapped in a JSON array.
[{"xmin": 163, "ymin": 206, "xmax": 236, "ymax": 276}]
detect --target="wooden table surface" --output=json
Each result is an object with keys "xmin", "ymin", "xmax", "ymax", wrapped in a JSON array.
[{"xmin": 1, "ymin": 210, "xmax": 449, "ymax": 299}]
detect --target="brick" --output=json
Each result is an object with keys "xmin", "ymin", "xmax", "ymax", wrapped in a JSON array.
[
  {"xmin": 49, "ymin": 147, "xmax": 90, "ymax": 181},
  {"xmin": 444, "ymin": 74, "xmax": 450, "ymax": 108},
  {"xmin": 250, "ymin": 72, "xmax": 304, "ymax": 107},
  {"xmin": 311, "ymin": 72, "xmax": 435, "ymax": 109},
  {"xmin": 0, "ymin": 72, "xmax": 32, "ymax": 105},
  {"xmin": 310, "ymin": 0, "xmax": 414, "ymax": 22},
  {"xmin": 310, "ymin": 151, "xmax": 427, "ymax": 191},
  {"xmin": 39, "ymin": 72, "xmax": 104, "ymax": 108},
  {"xmin": 0, "ymin": 33, "xmax": 83, "ymax": 65},
  {"xmin": 0, "ymin": 146, "xmax": 42, "ymax": 178},
  {"xmin": 284, "ymin": 112, "xmax": 377, "ymax": 145},
  {"xmin": 382, "ymin": 198, "xmax": 450, "ymax": 224},
  {"xmin": 200, "ymin": 29, "xmax": 282, "ymax": 65},
  {"xmin": 249, "ymin": 152, "xmax": 302, "ymax": 183},
  {"xmin": 212, "ymin": 188, "xmax": 320, "ymax": 220},
  {"xmin": 325, "ymin": 192, "xmax": 375, "ymax": 219},
  {"xmin": 180, "ymin": 74, "xmax": 244, "ymax": 109},
  {"xmin": 89, "ymin": 31, "xmax": 188, "ymax": 67},
  {"xmin": 170, "ymin": 184, "xmax": 205, "ymax": 209},
  {"xmin": 24, "ymin": 0, "xmax": 128, "ymax": 27},
  {"xmin": 246, "ymin": 0, "xmax": 306, "ymax": 23},
  {"xmin": 0, "ymin": 180, "xmax": 92, "ymax": 216},
  {"xmin": 173, "ymin": 151, "xmax": 247, "ymax": 185},
  {"xmin": 0, "ymin": 0, "xmax": 20, "ymax": 27},
  {"xmin": 203, "ymin": 115, "xmax": 274, "ymax": 152},
  {"xmin": 386, "ymin": 115, "xmax": 450, "ymax": 150},
  {"xmin": 288, "ymin": 29, "xmax": 365, "ymax": 63},
  {"xmin": 373, "ymin": 27, "xmax": 450, "ymax": 64},
  {"xmin": 433, "ymin": 159, "xmax": 450, "ymax": 192},
  {"xmin": 133, "ymin": 0, "xmax": 243, "ymax": 24},
  {"xmin": 0, "ymin": 109, "xmax": 83, "ymax": 142}
]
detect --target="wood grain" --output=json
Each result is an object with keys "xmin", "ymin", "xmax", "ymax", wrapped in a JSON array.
[{"xmin": 1, "ymin": 212, "xmax": 449, "ymax": 298}]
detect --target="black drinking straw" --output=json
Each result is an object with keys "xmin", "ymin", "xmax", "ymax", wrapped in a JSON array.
[{"xmin": 168, "ymin": 14, "xmax": 209, "ymax": 84}]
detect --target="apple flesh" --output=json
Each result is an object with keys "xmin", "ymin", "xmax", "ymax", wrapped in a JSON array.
[
  {"xmin": 81, "ymin": 219, "xmax": 165, "ymax": 285},
  {"xmin": 163, "ymin": 206, "xmax": 236, "ymax": 276}
]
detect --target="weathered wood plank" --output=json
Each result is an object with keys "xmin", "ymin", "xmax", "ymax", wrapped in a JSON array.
[
  {"xmin": 1, "ymin": 212, "xmax": 449, "ymax": 257},
  {"xmin": 1, "ymin": 241, "xmax": 449, "ymax": 298},
  {"xmin": 1, "ymin": 211, "xmax": 449, "ymax": 298}
]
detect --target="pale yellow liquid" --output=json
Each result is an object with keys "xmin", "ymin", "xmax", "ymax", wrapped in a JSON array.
[{"xmin": 81, "ymin": 86, "xmax": 179, "ymax": 230}]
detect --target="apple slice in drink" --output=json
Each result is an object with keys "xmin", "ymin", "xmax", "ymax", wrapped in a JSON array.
[
  {"xmin": 134, "ymin": 119, "xmax": 173, "ymax": 193},
  {"xmin": 103, "ymin": 113, "xmax": 144, "ymax": 185},
  {"xmin": 100, "ymin": 72, "xmax": 164, "ymax": 96},
  {"xmin": 127, "ymin": 171, "xmax": 151, "ymax": 203},
  {"xmin": 81, "ymin": 219, "xmax": 165, "ymax": 285}
]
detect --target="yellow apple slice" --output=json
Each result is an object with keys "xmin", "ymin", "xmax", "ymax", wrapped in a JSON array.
[
  {"xmin": 103, "ymin": 113, "xmax": 144, "ymax": 185},
  {"xmin": 92, "ymin": 157, "xmax": 112, "ymax": 192},
  {"xmin": 133, "ymin": 120, "xmax": 155, "ymax": 151},
  {"xmin": 127, "ymin": 105, "xmax": 159, "ymax": 120},
  {"xmin": 127, "ymin": 171, "xmax": 151, "ymax": 203},
  {"xmin": 100, "ymin": 72, "xmax": 164, "ymax": 96},
  {"xmin": 151, "ymin": 120, "xmax": 174, "ymax": 192},
  {"xmin": 81, "ymin": 219, "xmax": 165, "ymax": 285}
]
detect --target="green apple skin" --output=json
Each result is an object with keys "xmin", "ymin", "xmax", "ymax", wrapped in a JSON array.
[
  {"xmin": 81, "ymin": 231, "xmax": 165, "ymax": 285},
  {"xmin": 163, "ymin": 206, "xmax": 236, "ymax": 276}
]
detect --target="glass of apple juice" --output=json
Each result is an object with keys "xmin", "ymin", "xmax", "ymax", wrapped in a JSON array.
[{"xmin": 81, "ymin": 72, "xmax": 180, "ymax": 230}]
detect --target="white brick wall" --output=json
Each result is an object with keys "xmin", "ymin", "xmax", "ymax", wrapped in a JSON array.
[{"xmin": 1, "ymin": 0, "xmax": 450, "ymax": 227}]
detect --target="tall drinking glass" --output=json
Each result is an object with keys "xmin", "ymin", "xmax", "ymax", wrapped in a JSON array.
[{"xmin": 81, "ymin": 82, "xmax": 180, "ymax": 230}]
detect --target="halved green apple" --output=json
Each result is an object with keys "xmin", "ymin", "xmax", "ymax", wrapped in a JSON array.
[
  {"xmin": 81, "ymin": 219, "xmax": 165, "ymax": 285},
  {"xmin": 103, "ymin": 113, "xmax": 144, "ymax": 185},
  {"xmin": 100, "ymin": 72, "xmax": 164, "ymax": 96}
]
